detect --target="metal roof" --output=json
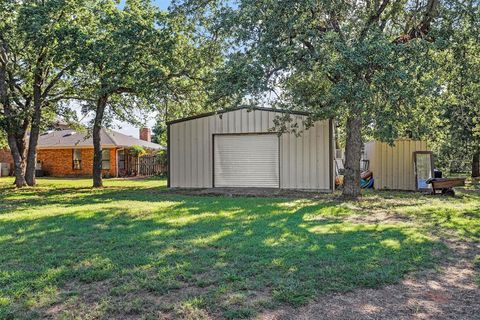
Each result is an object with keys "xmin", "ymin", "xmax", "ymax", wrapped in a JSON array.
[{"xmin": 166, "ymin": 106, "xmax": 311, "ymax": 125}]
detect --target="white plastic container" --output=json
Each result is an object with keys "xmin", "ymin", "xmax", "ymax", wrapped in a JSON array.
[{"xmin": 0, "ymin": 163, "xmax": 10, "ymax": 177}]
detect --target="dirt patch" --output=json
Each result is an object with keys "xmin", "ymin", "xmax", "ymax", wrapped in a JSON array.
[
  {"xmin": 166, "ymin": 187, "xmax": 336, "ymax": 199},
  {"xmin": 343, "ymin": 211, "xmax": 413, "ymax": 224},
  {"xmin": 39, "ymin": 238, "xmax": 479, "ymax": 320},
  {"xmin": 44, "ymin": 280, "xmax": 112, "ymax": 314},
  {"xmin": 260, "ymin": 240, "xmax": 480, "ymax": 320},
  {"xmin": 42, "ymin": 274, "xmax": 220, "ymax": 319}
]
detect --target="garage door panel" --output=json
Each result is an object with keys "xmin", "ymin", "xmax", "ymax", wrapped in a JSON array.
[{"xmin": 214, "ymin": 134, "xmax": 279, "ymax": 187}]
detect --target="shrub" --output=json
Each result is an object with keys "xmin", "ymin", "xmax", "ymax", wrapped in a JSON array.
[
  {"xmin": 129, "ymin": 145, "xmax": 146, "ymax": 157},
  {"xmin": 155, "ymin": 149, "xmax": 167, "ymax": 165}
]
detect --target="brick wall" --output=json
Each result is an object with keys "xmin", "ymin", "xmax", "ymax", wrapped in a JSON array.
[
  {"xmin": 0, "ymin": 148, "xmax": 13, "ymax": 164},
  {"xmin": 139, "ymin": 128, "xmax": 151, "ymax": 142},
  {"xmin": 0, "ymin": 148, "xmax": 13, "ymax": 176},
  {"xmin": 37, "ymin": 148, "xmax": 117, "ymax": 177}
]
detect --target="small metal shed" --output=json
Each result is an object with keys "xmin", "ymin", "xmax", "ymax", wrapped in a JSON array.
[
  {"xmin": 363, "ymin": 139, "xmax": 433, "ymax": 191},
  {"xmin": 167, "ymin": 107, "xmax": 335, "ymax": 191}
]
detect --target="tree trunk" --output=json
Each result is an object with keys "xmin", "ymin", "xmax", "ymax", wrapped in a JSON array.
[
  {"xmin": 342, "ymin": 114, "xmax": 363, "ymax": 198},
  {"xmin": 1, "ymin": 62, "xmax": 29, "ymax": 187},
  {"xmin": 472, "ymin": 152, "xmax": 480, "ymax": 178},
  {"xmin": 25, "ymin": 74, "xmax": 43, "ymax": 186},
  {"xmin": 0, "ymin": 58, "xmax": 6, "ymax": 106},
  {"xmin": 7, "ymin": 133, "xmax": 27, "ymax": 187},
  {"xmin": 13, "ymin": 119, "xmax": 29, "ymax": 186},
  {"xmin": 92, "ymin": 95, "xmax": 108, "ymax": 188}
]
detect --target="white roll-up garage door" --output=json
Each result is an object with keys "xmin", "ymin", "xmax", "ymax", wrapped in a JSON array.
[{"xmin": 214, "ymin": 134, "xmax": 279, "ymax": 187}]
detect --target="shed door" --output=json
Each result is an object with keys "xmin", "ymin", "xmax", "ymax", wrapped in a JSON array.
[
  {"xmin": 214, "ymin": 134, "xmax": 279, "ymax": 188},
  {"xmin": 414, "ymin": 151, "xmax": 433, "ymax": 190}
]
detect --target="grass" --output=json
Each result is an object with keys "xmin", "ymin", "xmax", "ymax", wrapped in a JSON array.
[{"xmin": 0, "ymin": 177, "xmax": 478, "ymax": 319}]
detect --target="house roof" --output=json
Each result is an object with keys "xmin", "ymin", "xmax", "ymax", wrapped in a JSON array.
[
  {"xmin": 37, "ymin": 128, "xmax": 164, "ymax": 150},
  {"xmin": 166, "ymin": 106, "xmax": 312, "ymax": 125}
]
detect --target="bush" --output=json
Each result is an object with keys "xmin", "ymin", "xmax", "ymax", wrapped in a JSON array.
[
  {"xmin": 155, "ymin": 149, "xmax": 167, "ymax": 165},
  {"xmin": 129, "ymin": 145, "xmax": 146, "ymax": 157}
]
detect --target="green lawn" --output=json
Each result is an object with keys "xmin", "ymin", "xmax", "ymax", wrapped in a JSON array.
[{"xmin": 0, "ymin": 177, "xmax": 478, "ymax": 319}]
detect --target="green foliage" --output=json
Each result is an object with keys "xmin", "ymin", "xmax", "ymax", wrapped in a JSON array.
[
  {"xmin": 177, "ymin": 0, "xmax": 443, "ymax": 142},
  {"xmin": 129, "ymin": 145, "xmax": 146, "ymax": 157},
  {"xmin": 151, "ymin": 120, "xmax": 167, "ymax": 145},
  {"xmin": 155, "ymin": 149, "xmax": 167, "ymax": 165},
  {"xmin": 70, "ymin": 0, "xmax": 220, "ymax": 125},
  {"xmin": 1, "ymin": 0, "xmax": 86, "ymax": 130},
  {"xmin": 174, "ymin": 0, "xmax": 459, "ymax": 197},
  {"xmin": 147, "ymin": 8, "xmax": 224, "ymax": 146},
  {"xmin": 0, "ymin": 130, "xmax": 7, "ymax": 149},
  {"xmin": 429, "ymin": 2, "xmax": 480, "ymax": 174},
  {"xmin": 73, "ymin": 0, "xmax": 159, "ymax": 119},
  {"xmin": 1, "ymin": 0, "xmax": 222, "ymax": 137}
]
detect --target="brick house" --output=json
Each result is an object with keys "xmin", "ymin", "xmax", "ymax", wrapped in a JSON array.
[
  {"xmin": 37, "ymin": 128, "xmax": 164, "ymax": 177},
  {"xmin": 0, "ymin": 148, "xmax": 13, "ymax": 164},
  {"xmin": 0, "ymin": 148, "xmax": 13, "ymax": 176}
]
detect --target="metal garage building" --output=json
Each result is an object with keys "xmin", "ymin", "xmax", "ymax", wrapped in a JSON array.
[
  {"xmin": 167, "ymin": 107, "xmax": 335, "ymax": 191},
  {"xmin": 363, "ymin": 139, "xmax": 432, "ymax": 191}
]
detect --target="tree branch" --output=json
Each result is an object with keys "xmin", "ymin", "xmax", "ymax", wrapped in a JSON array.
[
  {"xmin": 360, "ymin": 0, "xmax": 391, "ymax": 40},
  {"xmin": 115, "ymin": 86, "xmax": 135, "ymax": 94},
  {"xmin": 41, "ymin": 64, "xmax": 74, "ymax": 100},
  {"xmin": 394, "ymin": 0, "xmax": 439, "ymax": 43},
  {"xmin": 51, "ymin": 95, "xmax": 96, "ymax": 103}
]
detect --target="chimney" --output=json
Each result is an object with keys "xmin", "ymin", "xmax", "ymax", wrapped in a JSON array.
[{"xmin": 139, "ymin": 127, "xmax": 151, "ymax": 142}]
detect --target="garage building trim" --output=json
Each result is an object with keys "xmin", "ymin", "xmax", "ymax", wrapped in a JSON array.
[
  {"xmin": 167, "ymin": 106, "xmax": 311, "ymax": 126},
  {"xmin": 167, "ymin": 107, "xmax": 334, "ymax": 191}
]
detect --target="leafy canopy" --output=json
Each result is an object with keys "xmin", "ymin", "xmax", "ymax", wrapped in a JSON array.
[
  {"xmin": 177, "ymin": 0, "xmax": 442, "ymax": 142},
  {"xmin": 74, "ymin": 0, "xmax": 223, "ymax": 129},
  {"xmin": 431, "ymin": 0, "xmax": 480, "ymax": 172}
]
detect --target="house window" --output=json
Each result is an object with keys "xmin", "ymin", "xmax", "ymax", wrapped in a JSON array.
[
  {"xmin": 73, "ymin": 149, "xmax": 82, "ymax": 170},
  {"xmin": 118, "ymin": 150, "xmax": 125, "ymax": 170},
  {"xmin": 102, "ymin": 149, "xmax": 111, "ymax": 170}
]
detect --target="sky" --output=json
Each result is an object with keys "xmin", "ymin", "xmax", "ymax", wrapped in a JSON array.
[
  {"xmin": 104, "ymin": 0, "xmax": 171, "ymax": 138},
  {"xmin": 120, "ymin": 0, "xmax": 171, "ymax": 10},
  {"xmin": 152, "ymin": 0, "xmax": 170, "ymax": 10}
]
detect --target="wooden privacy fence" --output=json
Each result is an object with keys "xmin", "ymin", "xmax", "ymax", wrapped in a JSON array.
[
  {"xmin": 126, "ymin": 154, "xmax": 166, "ymax": 176},
  {"xmin": 139, "ymin": 155, "xmax": 166, "ymax": 176}
]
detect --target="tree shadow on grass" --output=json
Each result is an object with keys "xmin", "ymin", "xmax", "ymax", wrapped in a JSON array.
[
  {"xmin": 0, "ymin": 184, "xmax": 171, "ymax": 214},
  {"xmin": 3, "ymin": 178, "xmax": 478, "ymax": 216},
  {"xmin": 409, "ymin": 206, "xmax": 480, "ymax": 240},
  {"xmin": 0, "ymin": 187, "xmax": 440, "ymax": 215},
  {"xmin": 0, "ymin": 197, "xmax": 442, "ymax": 319}
]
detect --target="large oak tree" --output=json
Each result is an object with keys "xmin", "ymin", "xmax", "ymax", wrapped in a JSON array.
[
  {"xmin": 1, "ymin": 0, "xmax": 31, "ymax": 187},
  {"xmin": 76, "ymin": 0, "xmax": 221, "ymax": 187},
  {"xmin": 177, "ymin": 0, "xmax": 443, "ymax": 197},
  {"xmin": 433, "ymin": 0, "xmax": 479, "ymax": 177},
  {"xmin": 1, "ymin": 0, "xmax": 85, "ymax": 187},
  {"xmin": 21, "ymin": 0, "xmax": 84, "ymax": 186}
]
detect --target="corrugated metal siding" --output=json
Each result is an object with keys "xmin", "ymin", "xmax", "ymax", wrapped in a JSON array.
[
  {"xmin": 364, "ymin": 141, "xmax": 376, "ymax": 173},
  {"xmin": 169, "ymin": 109, "xmax": 332, "ymax": 190},
  {"xmin": 364, "ymin": 140, "xmax": 429, "ymax": 191}
]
